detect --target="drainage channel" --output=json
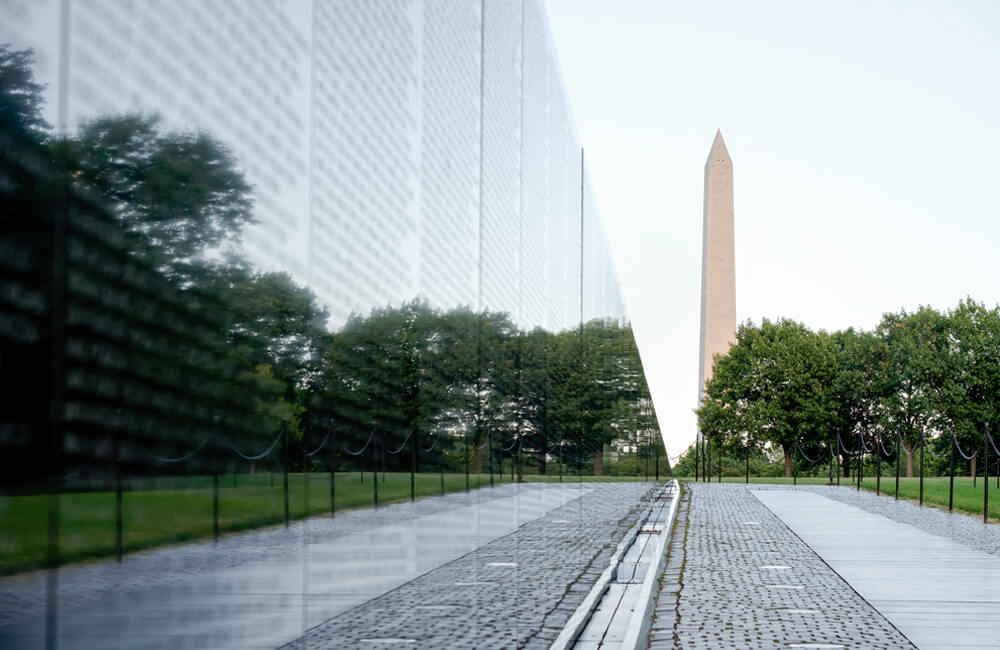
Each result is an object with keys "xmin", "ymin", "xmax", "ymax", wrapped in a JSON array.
[{"xmin": 552, "ymin": 480, "xmax": 680, "ymax": 650}]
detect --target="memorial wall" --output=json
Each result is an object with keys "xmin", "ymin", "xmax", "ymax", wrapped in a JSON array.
[{"xmin": 0, "ymin": 0, "xmax": 663, "ymax": 622}]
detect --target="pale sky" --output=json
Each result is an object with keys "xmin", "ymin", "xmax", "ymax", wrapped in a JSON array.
[{"xmin": 544, "ymin": 0, "xmax": 1000, "ymax": 462}]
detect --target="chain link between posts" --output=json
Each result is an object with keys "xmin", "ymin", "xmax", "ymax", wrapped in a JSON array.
[{"xmin": 341, "ymin": 427, "xmax": 376, "ymax": 457}]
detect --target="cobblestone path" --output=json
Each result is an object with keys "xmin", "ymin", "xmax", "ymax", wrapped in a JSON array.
[{"xmin": 649, "ymin": 483, "xmax": 915, "ymax": 649}]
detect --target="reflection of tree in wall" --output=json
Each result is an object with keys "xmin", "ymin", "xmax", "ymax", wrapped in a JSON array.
[{"xmin": 0, "ymin": 45, "xmax": 662, "ymax": 485}]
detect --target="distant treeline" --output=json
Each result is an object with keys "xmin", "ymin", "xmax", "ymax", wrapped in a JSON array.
[{"xmin": 685, "ymin": 302, "xmax": 1000, "ymax": 478}]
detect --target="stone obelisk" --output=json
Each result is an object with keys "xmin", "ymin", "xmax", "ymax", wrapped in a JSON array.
[{"xmin": 697, "ymin": 130, "xmax": 736, "ymax": 402}]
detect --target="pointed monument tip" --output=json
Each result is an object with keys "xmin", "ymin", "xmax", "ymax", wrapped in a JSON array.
[{"xmin": 707, "ymin": 129, "xmax": 731, "ymax": 165}]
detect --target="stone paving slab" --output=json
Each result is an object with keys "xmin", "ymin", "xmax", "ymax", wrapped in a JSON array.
[
  {"xmin": 649, "ymin": 484, "xmax": 915, "ymax": 649},
  {"xmin": 755, "ymin": 490, "xmax": 1000, "ymax": 650}
]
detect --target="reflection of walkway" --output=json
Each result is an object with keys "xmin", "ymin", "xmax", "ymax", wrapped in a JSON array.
[
  {"xmin": 0, "ymin": 482, "xmax": 655, "ymax": 649},
  {"xmin": 653, "ymin": 484, "xmax": 1000, "ymax": 649}
]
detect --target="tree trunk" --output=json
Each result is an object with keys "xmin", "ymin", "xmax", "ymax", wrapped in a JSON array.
[
  {"xmin": 473, "ymin": 446, "xmax": 482, "ymax": 474},
  {"xmin": 591, "ymin": 450, "xmax": 604, "ymax": 476},
  {"xmin": 971, "ymin": 456, "xmax": 977, "ymax": 478},
  {"xmin": 906, "ymin": 444, "xmax": 914, "ymax": 478},
  {"xmin": 784, "ymin": 452, "xmax": 793, "ymax": 478},
  {"xmin": 842, "ymin": 457, "xmax": 851, "ymax": 478}
]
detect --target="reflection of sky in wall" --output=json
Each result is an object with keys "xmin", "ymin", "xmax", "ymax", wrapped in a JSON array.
[
  {"xmin": 0, "ymin": 0, "xmax": 627, "ymax": 333},
  {"xmin": 5, "ymin": 0, "xmax": 313, "ymax": 283}
]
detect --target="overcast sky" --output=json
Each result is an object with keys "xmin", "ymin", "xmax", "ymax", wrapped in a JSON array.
[{"xmin": 544, "ymin": 0, "xmax": 1000, "ymax": 462}]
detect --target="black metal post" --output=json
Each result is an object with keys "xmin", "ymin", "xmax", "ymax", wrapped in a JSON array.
[
  {"xmin": 410, "ymin": 427, "xmax": 417, "ymax": 502},
  {"xmin": 856, "ymin": 434, "xmax": 862, "ymax": 491},
  {"xmin": 949, "ymin": 426, "xmax": 955, "ymax": 512},
  {"xmin": 282, "ymin": 425, "xmax": 289, "ymax": 527},
  {"xmin": 465, "ymin": 425, "xmax": 470, "ymax": 492},
  {"xmin": 213, "ymin": 470, "xmax": 219, "ymax": 540},
  {"xmin": 373, "ymin": 432, "xmax": 379, "ymax": 507},
  {"xmin": 984, "ymin": 422, "xmax": 990, "ymax": 524},
  {"xmin": 895, "ymin": 427, "xmax": 903, "ymax": 501},
  {"xmin": 489, "ymin": 431, "xmax": 494, "ymax": 488},
  {"xmin": 876, "ymin": 434, "xmax": 882, "ymax": 496},
  {"xmin": 745, "ymin": 444, "xmax": 750, "ymax": 484},
  {"xmin": 706, "ymin": 439, "xmax": 711, "ymax": 485},
  {"xmin": 919, "ymin": 435, "xmax": 925, "ymax": 506},
  {"xmin": 115, "ymin": 440, "xmax": 123, "ymax": 561},
  {"xmin": 717, "ymin": 447, "xmax": 721, "ymax": 483},
  {"xmin": 330, "ymin": 425, "xmax": 337, "ymax": 517},
  {"xmin": 559, "ymin": 444, "xmax": 563, "ymax": 483},
  {"xmin": 695, "ymin": 435, "xmax": 700, "ymax": 482}
]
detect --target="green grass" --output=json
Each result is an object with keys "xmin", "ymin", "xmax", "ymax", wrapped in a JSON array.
[
  {"xmin": 0, "ymin": 470, "xmax": 661, "ymax": 576},
  {"xmin": 852, "ymin": 475, "xmax": 1000, "ymax": 520}
]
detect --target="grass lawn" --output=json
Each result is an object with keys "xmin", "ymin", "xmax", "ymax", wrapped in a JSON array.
[
  {"xmin": 853, "ymin": 475, "xmax": 1000, "ymax": 521},
  {"xmin": 680, "ymin": 474, "xmax": 1000, "ymax": 521},
  {"xmin": 0, "ymin": 470, "xmax": 660, "ymax": 576}
]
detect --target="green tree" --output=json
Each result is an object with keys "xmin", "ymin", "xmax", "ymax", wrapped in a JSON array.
[
  {"xmin": 829, "ymin": 328, "xmax": 889, "ymax": 477},
  {"xmin": 0, "ymin": 45, "xmax": 47, "ymax": 135},
  {"xmin": 877, "ymin": 306, "xmax": 950, "ymax": 476},
  {"xmin": 50, "ymin": 114, "xmax": 254, "ymax": 280},
  {"xmin": 699, "ymin": 319, "xmax": 838, "ymax": 477}
]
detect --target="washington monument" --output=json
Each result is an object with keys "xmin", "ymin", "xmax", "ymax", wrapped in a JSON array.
[{"xmin": 697, "ymin": 130, "xmax": 736, "ymax": 402}]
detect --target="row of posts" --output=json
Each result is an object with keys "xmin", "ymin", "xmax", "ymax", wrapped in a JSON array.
[
  {"xmin": 693, "ymin": 423, "xmax": 997, "ymax": 523},
  {"xmin": 109, "ymin": 424, "xmax": 660, "ymax": 562}
]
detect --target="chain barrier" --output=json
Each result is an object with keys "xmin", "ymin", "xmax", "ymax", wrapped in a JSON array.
[
  {"xmin": 341, "ymin": 427, "xmax": 376, "ymax": 457},
  {"xmin": 795, "ymin": 439, "xmax": 823, "ymax": 465},
  {"xmin": 858, "ymin": 430, "xmax": 874, "ymax": 454},
  {"xmin": 921, "ymin": 430, "xmax": 944, "ymax": 458},
  {"xmin": 837, "ymin": 430, "xmax": 854, "ymax": 456},
  {"xmin": 384, "ymin": 429, "xmax": 414, "ymax": 455},
  {"xmin": 951, "ymin": 429, "xmax": 980, "ymax": 461},
  {"xmin": 987, "ymin": 430, "xmax": 1000, "ymax": 457},
  {"xmin": 153, "ymin": 437, "xmax": 211, "ymax": 463},
  {"xmin": 499, "ymin": 435, "xmax": 521, "ymax": 453},
  {"xmin": 878, "ymin": 434, "xmax": 895, "ymax": 458},
  {"xmin": 223, "ymin": 430, "xmax": 284, "ymax": 461},
  {"xmin": 304, "ymin": 431, "xmax": 331, "ymax": 458},
  {"xmin": 422, "ymin": 434, "xmax": 440, "ymax": 453}
]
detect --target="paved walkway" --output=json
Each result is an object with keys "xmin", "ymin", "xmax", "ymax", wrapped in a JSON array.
[
  {"xmin": 0, "ymin": 482, "xmax": 655, "ymax": 649},
  {"xmin": 756, "ymin": 490, "xmax": 1000, "ymax": 650},
  {"xmin": 652, "ymin": 483, "xmax": 1000, "ymax": 649},
  {"xmin": 650, "ymin": 484, "xmax": 914, "ymax": 649}
]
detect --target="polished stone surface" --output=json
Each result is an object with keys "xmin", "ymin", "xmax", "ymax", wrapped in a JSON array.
[{"xmin": 0, "ymin": 482, "xmax": 655, "ymax": 649}]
